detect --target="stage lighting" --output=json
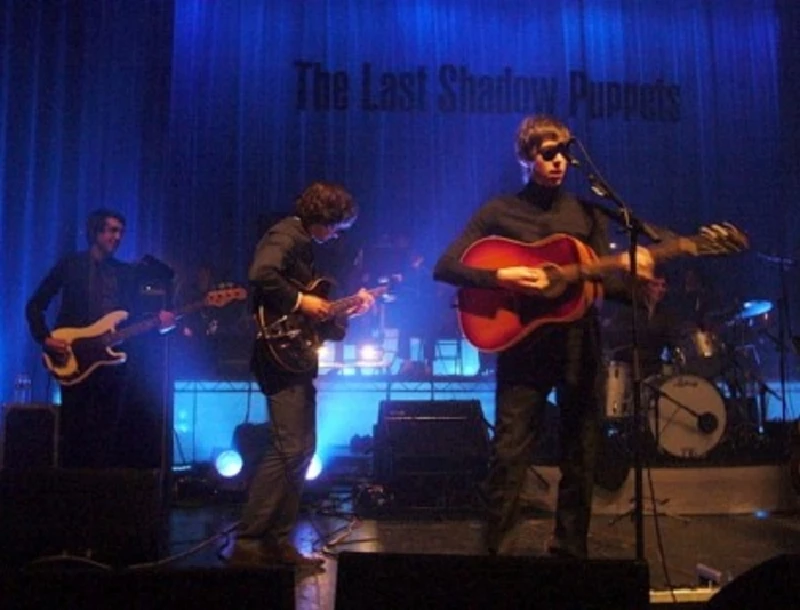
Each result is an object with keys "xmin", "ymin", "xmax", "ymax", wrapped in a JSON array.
[
  {"xmin": 318, "ymin": 342, "xmax": 334, "ymax": 363},
  {"xmin": 214, "ymin": 449, "xmax": 243, "ymax": 478},
  {"xmin": 358, "ymin": 343, "xmax": 384, "ymax": 362},
  {"xmin": 305, "ymin": 454, "xmax": 322, "ymax": 480}
]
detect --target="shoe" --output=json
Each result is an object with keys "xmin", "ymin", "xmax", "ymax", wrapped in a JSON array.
[
  {"xmin": 544, "ymin": 537, "xmax": 585, "ymax": 559},
  {"xmin": 228, "ymin": 539, "xmax": 283, "ymax": 567},
  {"xmin": 277, "ymin": 542, "xmax": 325, "ymax": 568},
  {"xmin": 228, "ymin": 539, "xmax": 325, "ymax": 571}
]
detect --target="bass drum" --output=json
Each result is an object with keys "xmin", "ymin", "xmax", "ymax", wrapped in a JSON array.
[{"xmin": 646, "ymin": 374, "xmax": 727, "ymax": 459}]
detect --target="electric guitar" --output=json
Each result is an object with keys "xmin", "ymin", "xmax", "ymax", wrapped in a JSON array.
[
  {"xmin": 257, "ymin": 277, "xmax": 387, "ymax": 373},
  {"xmin": 456, "ymin": 223, "xmax": 749, "ymax": 352},
  {"xmin": 44, "ymin": 287, "xmax": 247, "ymax": 386}
]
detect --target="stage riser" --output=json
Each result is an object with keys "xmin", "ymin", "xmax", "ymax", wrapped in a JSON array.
[{"xmin": 523, "ymin": 465, "xmax": 800, "ymax": 515}]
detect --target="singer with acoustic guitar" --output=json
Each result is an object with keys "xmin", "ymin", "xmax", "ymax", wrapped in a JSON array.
[
  {"xmin": 25, "ymin": 208, "xmax": 176, "ymax": 469},
  {"xmin": 434, "ymin": 115, "xmax": 748, "ymax": 558},
  {"xmin": 433, "ymin": 115, "xmax": 662, "ymax": 560},
  {"xmin": 230, "ymin": 181, "xmax": 375, "ymax": 571}
]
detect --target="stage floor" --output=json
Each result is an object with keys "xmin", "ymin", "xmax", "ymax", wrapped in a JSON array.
[{"xmin": 169, "ymin": 498, "xmax": 800, "ymax": 610}]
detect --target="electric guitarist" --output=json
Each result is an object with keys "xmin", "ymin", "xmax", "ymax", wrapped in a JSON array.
[{"xmin": 231, "ymin": 182, "xmax": 375, "ymax": 569}]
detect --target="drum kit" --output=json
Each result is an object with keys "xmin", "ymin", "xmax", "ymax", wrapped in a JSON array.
[{"xmin": 603, "ymin": 298, "xmax": 777, "ymax": 460}]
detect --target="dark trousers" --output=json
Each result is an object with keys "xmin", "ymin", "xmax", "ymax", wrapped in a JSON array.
[
  {"xmin": 239, "ymin": 378, "xmax": 316, "ymax": 545},
  {"xmin": 59, "ymin": 366, "xmax": 126, "ymax": 468},
  {"xmin": 486, "ymin": 324, "xmax": 602, "ymax": 557}
]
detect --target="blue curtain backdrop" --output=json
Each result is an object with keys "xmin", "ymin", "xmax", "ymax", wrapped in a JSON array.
[{"xmin": 0, "ymin": 0, "xmax": 797, "ymax": 401}]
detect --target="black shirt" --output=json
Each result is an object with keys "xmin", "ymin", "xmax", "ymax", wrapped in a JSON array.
[
  {"xmin": 25, "ymin": 251, "xmax": 134, "ymax": 345},
  {"xmin": 249, "ymin": 216, "xmax": 315, "ymax": 316},
  {"xmin": 248, "ymin": 216, "xmax": 323, "ymax": 385}
]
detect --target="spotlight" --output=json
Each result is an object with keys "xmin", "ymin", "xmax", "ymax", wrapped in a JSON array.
[
  {"xmin": 318, "ymin": 342, "xmax": 334, "ymax": 363},
  {"xmin": 358, "ymin": 343, "xmax": 384, "ymax": 362},
  {"xmin": 214, "ymin": 449, "xmax": 243, "ymax": 478},
  {"xmin": 305, "ymin": 454, "xmax": 322, "ymax": 481}
]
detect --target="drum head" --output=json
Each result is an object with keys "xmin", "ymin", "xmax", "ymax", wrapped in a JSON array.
[{"xmin": 647, "ymin": 374, "xmax": 726, "ymax": 458}]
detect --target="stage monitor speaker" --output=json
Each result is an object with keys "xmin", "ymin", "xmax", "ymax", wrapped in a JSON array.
[
  {"xmin": 0, "ymin": 403, "xmax": 59, "ymax": 468},
  {"xmin": 335, "ymin": 551, "xmax": 650, "ymax": 610},
  {"xmin": 0, "ymin": 567, "xmax": 294, "ymax": 610},
  {"xmin": 374, "ymin": 400, "xmax": 489, "ymax": 508},
  {"xmin": 0, "ymin": 468, "xmax": 165, "ymax": 569},
  {"xmin": 705, "ymin": 554, "xmax": 800, "ymax": 610}
]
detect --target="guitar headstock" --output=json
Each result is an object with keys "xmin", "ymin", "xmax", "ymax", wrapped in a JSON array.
[
  {"xmin": 672, "ymin": 222, "xmax": 750, "ymax": 257},
  {"xmin": 694, "ymin": 222, "xmax": 749, "ymax": 255},
  {"xmin": 205, "ymin": 286, "xmax": 248, "ymax": 308}
]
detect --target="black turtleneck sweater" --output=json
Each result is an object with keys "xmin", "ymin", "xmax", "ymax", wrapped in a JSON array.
[{"xmin": 433, "ymin": 182, "xmax": 629, "ymax": 300}]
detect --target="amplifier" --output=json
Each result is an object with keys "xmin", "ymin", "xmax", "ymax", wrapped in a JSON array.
[
  {"xmin": 0, "ymin": 403, "xmax": 59, "ymax": 468},
  {"xmin": 373, "ymin": 400, "xmax": 489, "ymax": 508}
]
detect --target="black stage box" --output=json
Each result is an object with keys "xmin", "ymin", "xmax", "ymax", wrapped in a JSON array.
[
  {"xmin": 1, "ymin": 403, "xmax": 59, "ymax": 468},
  {"xmin": 0, "ymin": 566, "xmax": 295, "ymax": 610},
  {"xmin": 0, "ymin": 468, "xmax": 165, "ymax": 569},
  {"xmin": 336, "ymin": 551, "xmax": 650, "ymax": 610}
]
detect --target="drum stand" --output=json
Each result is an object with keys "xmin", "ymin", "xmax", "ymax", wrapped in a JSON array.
[
  {"xmin": 608, "ymin": 379, "xmax": 692, "ymax": 526},
  {"xmin": 608, "ymin": 497, "xmax": 690, "ymax": 525}
]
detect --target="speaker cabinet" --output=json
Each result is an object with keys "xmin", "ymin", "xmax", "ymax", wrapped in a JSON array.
[
  {"xmin": 335, "ymin": 551, "xmax": 650, "ymax": 610},
  {"xmin": 0, "ymin": 403, "xmax": 59, "ymax": 468},
  {"xmin": 0, "ymin": 567, "xmax": 295, "ymax": 610},
  {"xmin": 705, "ymin": 554, "xmax": 800, "ymax": 610},
  {"xmin": 374, "ymin": 400, "xmax": 489, "ymax": 508},
  {"xmin": 0, "ymin": 468, "xmax": 165, "ymax": 568}
]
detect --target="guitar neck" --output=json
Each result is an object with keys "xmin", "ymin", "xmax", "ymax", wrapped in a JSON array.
[
  {"xmin": 328, "ymin": 287, "xmax": 385, "ymax": 317},
  {"xmin": 103, "ymin": 300, "xmax": 203, "ymax": 346},
  {"xmin": 560, "ymin": 238, "xmax": 694, "ymax": 282}
]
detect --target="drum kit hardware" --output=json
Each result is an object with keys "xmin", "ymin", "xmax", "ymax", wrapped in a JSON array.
[{"xmin": 603, "ymin": 295, "xmax": 782, "ymax": 461}]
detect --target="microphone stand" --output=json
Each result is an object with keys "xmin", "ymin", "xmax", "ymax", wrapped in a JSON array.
[{"xmin": 569, "ymin": 152, "xmax": 657, "ymax": 564}]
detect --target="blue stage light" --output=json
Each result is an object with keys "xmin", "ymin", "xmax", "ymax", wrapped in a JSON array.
[
  {"xmin": 214, "ymin": 449, "xmax": 243, "ymax": 478},
  {"xmin": 305, "ymin": 454, "xmax": 322, "ymax": 480}
]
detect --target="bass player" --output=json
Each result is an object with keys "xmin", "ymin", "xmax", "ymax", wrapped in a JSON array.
[
  {"xmin": 25, "ymin": 208, "xmax": 175, "ymax": 468},
  {"xmin": 433, "ymin": 115, "xmax": 657, "ymax": 559}
]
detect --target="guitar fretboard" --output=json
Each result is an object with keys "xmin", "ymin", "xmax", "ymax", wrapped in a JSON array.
[
  {"xmin": 328, "ymin": 287, "xmax": 387, "ymax": 318},
  {"xmin": 100, "ymin": 288, "xmax": 246, "ymax": 346},
  {"xmin": 560, "ymin": 237, "xmax": 702, "ymax": 282}
]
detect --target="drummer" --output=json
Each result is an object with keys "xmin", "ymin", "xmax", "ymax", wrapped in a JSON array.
[
  {"xmin": 604, "ymin": 273, "xmax": 682, "ymax": 379},
  {"xmin": 668, "ymin": 266, "xmax": 720, "ymax": 331}
]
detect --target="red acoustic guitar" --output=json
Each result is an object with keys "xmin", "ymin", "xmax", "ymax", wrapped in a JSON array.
[{"xmin": 456, "ymin": 224, "xmax": 748, "ymax": 352}]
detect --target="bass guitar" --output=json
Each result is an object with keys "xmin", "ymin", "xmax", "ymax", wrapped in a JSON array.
[
  {"xmin": 44, "ymin": 287, "xmax": 247, "ymax": 386},
  {"xmin": 456, "ymin": 223, "xmax": 749, "ymax": 352},
  {"xmin": 257, "ymin": 277, "xmax": 387, "ymax": 373}
]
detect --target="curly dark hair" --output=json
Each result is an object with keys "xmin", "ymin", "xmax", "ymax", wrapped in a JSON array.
[
  {"xmin": 515, "ymin": 114, "xmax": 571, "ymax": 165},
  {"xmin": 294, "ymin": 181, "xmax": 357, "ymax": 228},
  {"xmin": 85, "ymin": 208, "xmax": 126, "ymax": 246}
]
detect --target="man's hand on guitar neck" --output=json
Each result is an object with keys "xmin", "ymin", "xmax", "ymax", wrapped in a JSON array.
[
  {"xmin": 298, "ymin": 293, "xmax": 332, "ymax": 321},
  {"xmin": 617, "ymin": 246, "xmax": 655, "ymax": 280},
  {"xmin": 496, "ymin": 266, "xmax": 552, "ymax": 295},
  {"xmin": 345, "ymin": 288, "xmax": 376, "ymax": 317}
]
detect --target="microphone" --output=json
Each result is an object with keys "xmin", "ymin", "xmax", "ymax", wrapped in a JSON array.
[
  {"xmin": 697, "ymin": 412, "xmax": 719, "ymax": 435},
  {"xmin": 565, "ymin": 137, "xmax": 581, "ymax": 167}
]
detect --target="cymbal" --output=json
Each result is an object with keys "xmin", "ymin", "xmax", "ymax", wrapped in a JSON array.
[
  {"xmin": 733, "ymin": 299, "xmax": 773, "ymax": 321},
  {"xmin": 756, "ymin": 252, "xmax": 797, "ymax": 267}
]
